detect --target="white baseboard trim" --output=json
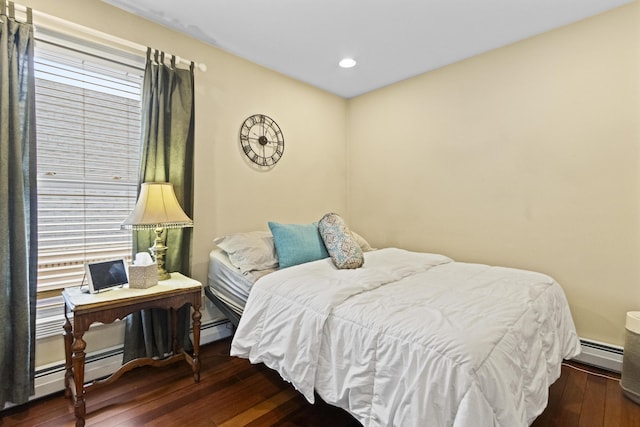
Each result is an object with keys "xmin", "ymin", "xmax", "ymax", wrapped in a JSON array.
[
  {"xmin": 28, "ymin": 330, "xmax": 625, "ymax": 406},
  {"xmin": 32, "ymin": 320, "xmax": 232, "ymax": 401},
  {"xmin": 572, "ymin": 338, "xmax": 624, "ymax": 373},
  {"xmin": 34, "ymin": 346, "xmax": 123, "ymax": 399}
]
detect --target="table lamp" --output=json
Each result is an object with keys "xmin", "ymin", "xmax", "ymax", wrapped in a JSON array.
[{"xmin": 121, "ymin": 182, "xmax": 193, "ymax": 280}]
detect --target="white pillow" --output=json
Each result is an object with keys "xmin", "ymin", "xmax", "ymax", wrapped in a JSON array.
[
  {"xmin": 351, "ymin": 230, "xmax": 375, "ymax": 252},
  {"xmin": 213, "ymin": 231, "xmax": 278, "ymax": 273}
]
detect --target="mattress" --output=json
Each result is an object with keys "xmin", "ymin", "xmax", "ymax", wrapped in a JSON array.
[{"xmin": 206, "ymin": 248, "xmax": 275, "ymax": 316}]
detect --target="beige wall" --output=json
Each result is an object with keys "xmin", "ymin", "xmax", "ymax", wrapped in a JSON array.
[
  {"xmin": 348, "ymin": 2, "xmax": 640, "ymax": 346},
  {"xmin": 24, "ymin": 0, "xmax": 348, "ymax": 287}
]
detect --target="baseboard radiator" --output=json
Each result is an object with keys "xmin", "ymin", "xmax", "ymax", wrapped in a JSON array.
[
  {"xmin": 572, "ymin": 338, "xmax": 624, "ymax": 373},
  {"xmin": 32, "ymin": 319, "xmax": 233, "ymax": 401}
]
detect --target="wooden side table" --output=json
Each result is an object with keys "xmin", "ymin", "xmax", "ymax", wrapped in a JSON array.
[{"xmin": 62, "ymin": 272, "xmax": 202, "ymax": 427}]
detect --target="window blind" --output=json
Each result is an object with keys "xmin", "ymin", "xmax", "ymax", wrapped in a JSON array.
[{"xmin": 35, "ymin": 32, "xmax": 144, "ymax": 292}]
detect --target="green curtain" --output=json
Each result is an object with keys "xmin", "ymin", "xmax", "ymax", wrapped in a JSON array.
[
  {"xmin": 0, "ymin": 3, "xmax": 37, "ymax": 407},
  {"xmin": 123, "ymin": 50, "xmax": 195, "ymax": 363}
]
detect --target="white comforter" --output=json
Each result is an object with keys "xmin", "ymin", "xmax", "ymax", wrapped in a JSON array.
[{"xmin": 230, "ymin": 248, "xmax": 580, "ymax": 427}]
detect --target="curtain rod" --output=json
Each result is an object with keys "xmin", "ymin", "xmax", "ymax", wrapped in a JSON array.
[{"xmin": 12, "ymin": 2, "xmax": 207, "ymax": 72}]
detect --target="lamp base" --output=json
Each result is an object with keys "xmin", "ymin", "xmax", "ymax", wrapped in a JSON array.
[
  {"xmin": 149, "ymin": 226, "xmax": 171, "ymax": 281},
  {"xmin": 156, "ymin": 268, "xmax": 171, "ymax": 281}
]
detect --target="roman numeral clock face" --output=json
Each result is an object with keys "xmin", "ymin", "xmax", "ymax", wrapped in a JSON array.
[{"xmin": 239, "ymin": 114, "xmax": 284, "ymax": 168}]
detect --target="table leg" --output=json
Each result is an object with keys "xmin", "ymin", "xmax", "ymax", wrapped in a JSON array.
[
  {"xmin": 191, "ymin": 305, "xmax": 201, "ymax": 383},
  {"xmin": 72, "ymin": 332, "xmax": 87, "ymax": 427},
  {"xmin": 63, "ymin": 307, "xmax": 73, "ymax": 399},
  {"xmin": 171, "ymin": 307, "xmax": 179, "ymax": 355}
]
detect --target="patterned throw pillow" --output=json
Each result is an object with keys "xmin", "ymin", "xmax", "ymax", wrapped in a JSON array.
[{"xmin": 318, "ymin": 213, "xmax": 364, "ymax": 269}]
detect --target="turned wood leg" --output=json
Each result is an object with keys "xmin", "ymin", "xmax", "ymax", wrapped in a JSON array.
[
  {"xmin": 72, "ymin": 333, "xmax": 87, "ymax": 427},
  {"xmin": 63, "ymin": 309, "xmax": 73, "ymax": 399},
  {"xmin": 171, "ymin": 308, "xmax": 179, "ymax": 355},
  {"xmin": 192, "ymin": 305, "xmax": 201, "ymax": 383}
]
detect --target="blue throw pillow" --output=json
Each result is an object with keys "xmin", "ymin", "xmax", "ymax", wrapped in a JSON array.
[{"xmin": 268, "ymin": 221, "xmax": 329, "ymax": 268}]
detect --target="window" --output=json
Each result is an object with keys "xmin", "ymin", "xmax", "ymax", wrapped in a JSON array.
[{"xmin": 35, "ymin": 30, "xmax": 145, "ymax": 292}]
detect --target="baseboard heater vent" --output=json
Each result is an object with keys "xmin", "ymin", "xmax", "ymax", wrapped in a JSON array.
[
  {"xmin": 28, "ymin": 330, "xmax": 625, "ymax": 404},
  {"xmin": 572, "ymin": 338, "xmax": 623, "ymax": 373},
  {"xmin": 32, "ymin": 319, "xmax": 232, "ymax": 401}
]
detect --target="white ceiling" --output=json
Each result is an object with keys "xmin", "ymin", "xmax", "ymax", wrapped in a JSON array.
[{"xmin": 101, "ymin": 0, "xmax": 632, "ymax": 98}]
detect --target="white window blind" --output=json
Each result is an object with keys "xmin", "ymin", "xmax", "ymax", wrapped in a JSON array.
[{"xmin": 35, "ymin": 31, "xmax": 145, "ymax": 292}]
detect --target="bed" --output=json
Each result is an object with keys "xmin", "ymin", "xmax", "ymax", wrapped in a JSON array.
[
  {"xmin": 205, "ymin": 248, "xmax": 272, "ymax": 327},
  {"xmin": 207, "ymin": 221, "xmax": 580, "ymax": 427}
]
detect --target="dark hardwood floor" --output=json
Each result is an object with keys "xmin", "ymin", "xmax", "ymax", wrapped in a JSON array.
[{"xmin": 2, "ymin": 337, "xmax": 639, "ymax": 426}]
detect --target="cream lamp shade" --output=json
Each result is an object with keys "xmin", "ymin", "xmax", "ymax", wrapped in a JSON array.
[
  {"xmin": 121, "ymin": 182, "xmax": 193, "ymax": 230},
  {"xmin": 121, "ymin": 182, "xmax": 193, "ymax": 280}
]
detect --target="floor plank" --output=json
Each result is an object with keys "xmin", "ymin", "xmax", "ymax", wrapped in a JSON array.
[
  {"xmin": 3, "ymin": 337, "xmax": 640, "ymax": 426},
  {"xmin": 550, "ymin": 363, "xmax": 588, "ymax": 426},
  {"xmin": 578, "ymin": 375, "xmax": 607, "ymax": 427}
]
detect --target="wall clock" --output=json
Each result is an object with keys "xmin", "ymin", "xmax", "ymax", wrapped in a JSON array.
[{"xmin": 239, "ymin": 114, "xmax": 285, "ymax": 168}]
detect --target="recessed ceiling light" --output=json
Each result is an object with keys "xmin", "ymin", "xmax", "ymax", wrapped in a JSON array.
[{"xmin": 339, "ymin": 58, "xmax": 357, "ymax": 68}]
